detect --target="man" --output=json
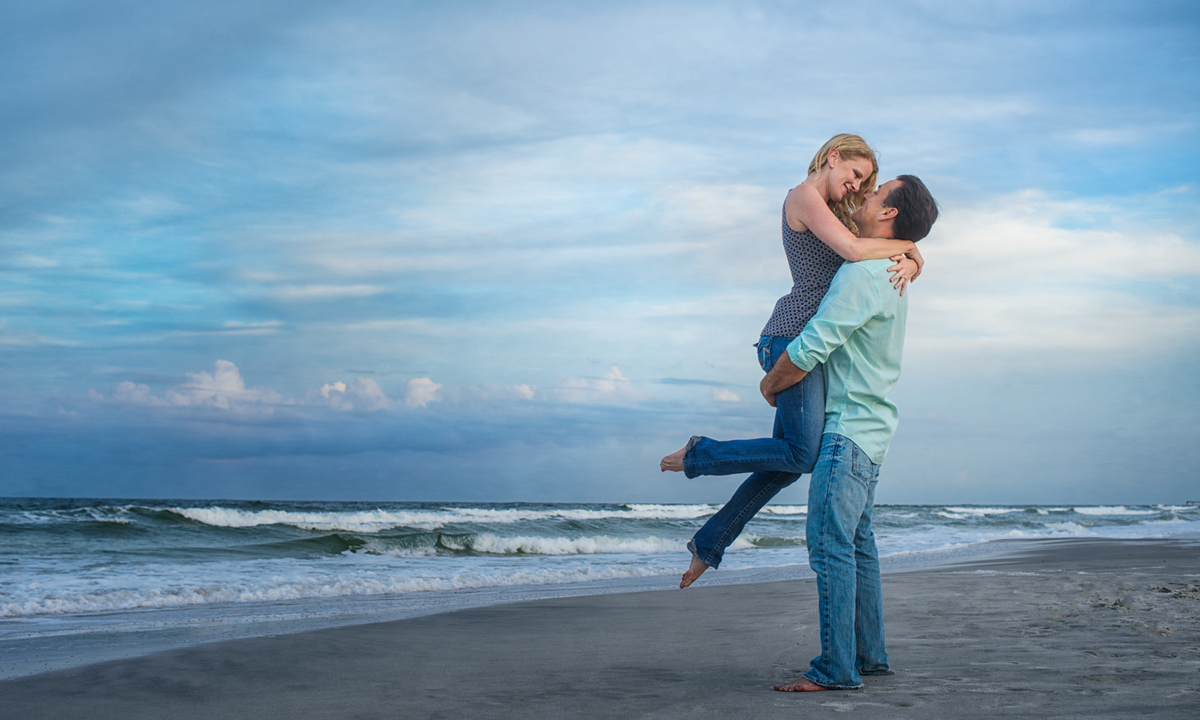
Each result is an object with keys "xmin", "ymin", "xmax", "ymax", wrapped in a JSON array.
[{"xmin": 764, "ymin": 175, "xmax": 939, "ymax": 691}]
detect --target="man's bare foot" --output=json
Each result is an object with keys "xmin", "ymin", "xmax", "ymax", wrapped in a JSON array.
[
  {"xmin": 660, "ymin": 444, "xmax": 687, "ymax": 472},
  {"xmin": 679, "ymin": 554, "xmax": 709, "ymax": 588},
  {"xmin": 773, "ymin": 677, "xmax": 829, "ymax": 692}
]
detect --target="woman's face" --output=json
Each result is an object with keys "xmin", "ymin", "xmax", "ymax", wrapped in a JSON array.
[{"xmin": 827, "ymin": 152, "xmax": 874, "ymax": 202}]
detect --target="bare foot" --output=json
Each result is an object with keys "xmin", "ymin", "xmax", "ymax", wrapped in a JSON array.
[
  {"xmin": 660, "ymin": 444, "xmax": 687, "ymax": 472},
  {"xmin": 679, "ymin": 554, "xmax": 709, "ymax": 588},
  {"xmin": 773, "ymin": 677, "xmax": 829, "ymax": 692}
]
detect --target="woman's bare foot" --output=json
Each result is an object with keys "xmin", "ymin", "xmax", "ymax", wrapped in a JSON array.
[
  {"xmin": 660, "ymin": 444, "xmax": 687, "ymax": 472},
  {"xmin": 679, "ymin": 554, "xmax": 709, "ymax": 588},
  {"xmin": 773, "ymin": 677, "xmax": 829, "ymax": 692}
]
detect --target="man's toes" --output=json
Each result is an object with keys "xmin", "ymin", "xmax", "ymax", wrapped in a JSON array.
[{"xmin": 773, "ymin": 678, "xmax": 826, "ymax": 692}]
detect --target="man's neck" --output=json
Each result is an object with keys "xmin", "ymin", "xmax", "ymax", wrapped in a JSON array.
[{"xmin": 856, "ymin": 220, "xmax": 894, "ymax": 240}]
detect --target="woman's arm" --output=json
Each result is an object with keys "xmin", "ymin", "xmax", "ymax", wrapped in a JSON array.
[{"xmin": 785, "ymin": 184, "xmax": 916, "ymax": 263}]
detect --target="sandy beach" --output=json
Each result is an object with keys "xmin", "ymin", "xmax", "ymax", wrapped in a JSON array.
[{"xmin": 2, "ymin": 537, "xmax": 1198, "ymax": 719}]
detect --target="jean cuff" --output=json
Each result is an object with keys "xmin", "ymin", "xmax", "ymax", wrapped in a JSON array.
[
  {"xmin": 685, "ymin": 537, "xmax": 722, "ymax": 570},
  {"xmin": 681, "ymin": 436, "xmax": 702, "ymax": 479},
  {"xmin": 803, "ymin": 670, "xmax": 863, "ymax": 691}
]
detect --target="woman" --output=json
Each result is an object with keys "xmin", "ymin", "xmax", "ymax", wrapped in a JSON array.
[{"xmin": 659, "ymin": 134, "xmax": 922, "ymax": 588}]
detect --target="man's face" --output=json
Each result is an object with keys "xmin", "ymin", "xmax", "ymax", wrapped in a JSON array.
[{"xmin": 853, "ymin": 178, "xmax": 902, "ymax": 234}]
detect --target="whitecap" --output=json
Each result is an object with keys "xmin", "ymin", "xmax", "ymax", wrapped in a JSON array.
[
  {"xmin": 1071, "ymin": 506, "xmax": 1158, "ymax": 516},
  {"xmin": 760, "ymin": 505, "xmax": 807, "ymax": 515},
  {"xmin": 442, "ymin": 534, "xmax": 683, "ymax": 556}
]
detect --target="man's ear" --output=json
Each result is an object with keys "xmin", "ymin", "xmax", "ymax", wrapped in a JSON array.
[{"xmin": 879, "ymin": 205, "xmax": 899, "ymax": 221}]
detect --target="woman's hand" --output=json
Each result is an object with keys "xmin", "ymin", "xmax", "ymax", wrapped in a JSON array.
[
  {"xmin": 907, "ymin": 244, "xmax": 924, "ymax": 280},
  {"xmin": 887, "ymin": 255, "xmax": 919, "ymax": 296}
]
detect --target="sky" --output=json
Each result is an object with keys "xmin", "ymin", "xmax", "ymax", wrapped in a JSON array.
[{"xmin": 2, "ymin": 0, "xmax": 1198, "ymax": 504}]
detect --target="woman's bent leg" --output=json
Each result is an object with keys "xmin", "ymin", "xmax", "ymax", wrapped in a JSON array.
[
  {"xmin": 687, "ymin": 470, "xmax": 800, "ymax": 569},
  {"xmin": 683, "ymin": 338, "xmax": 827, "ymax": 572},
  {"xmin": 683, "ymin": 356, "xmax": 825, "ymax": 478}
]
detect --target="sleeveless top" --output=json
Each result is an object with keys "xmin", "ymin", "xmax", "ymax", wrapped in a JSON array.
[{"xmin": 760, "ymin": 206, "xmax": 845, "ymax": 338}]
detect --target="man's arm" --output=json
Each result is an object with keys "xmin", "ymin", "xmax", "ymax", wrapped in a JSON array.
[
  {"xmin": 760, "ymin": 353, "xmax": 807, "ymax": 408},
  {"xmin": 760, "ymin": 264, "xmax": 881, "ymax": 406}
]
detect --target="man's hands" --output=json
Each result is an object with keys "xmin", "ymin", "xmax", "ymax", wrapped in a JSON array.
[{"xmin": 760, "ymin": 351, "xmax": 808, "ymax": 407}]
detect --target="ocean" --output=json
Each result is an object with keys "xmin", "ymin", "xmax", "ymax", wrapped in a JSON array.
[{"xmin": 3, "ymin": 498, "xmax": 1199, "ymax": 676}]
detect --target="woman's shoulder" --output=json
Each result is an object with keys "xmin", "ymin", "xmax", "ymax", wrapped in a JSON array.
[{"xmin": 784, "ymin": 184, "xmax": 816, "ymax": 234}]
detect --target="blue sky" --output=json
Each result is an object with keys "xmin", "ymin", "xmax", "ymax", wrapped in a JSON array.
[{"xmin": 2, "ymin": 0, "xmax": 1198, "ymax": 503}]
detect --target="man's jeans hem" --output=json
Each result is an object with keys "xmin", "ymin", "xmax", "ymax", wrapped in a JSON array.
[
  {"xmin": 801, "ymin": 670, "xmax": 863, "ymax": 691},
  {"xmin": 859, "ymin": 669, "xmax": 894, "ymax": 676}
]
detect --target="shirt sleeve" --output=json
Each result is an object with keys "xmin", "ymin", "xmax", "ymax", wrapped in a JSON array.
[{"xmin": 787, "ymin": 263, "xmax": 880, "ymax": 371}]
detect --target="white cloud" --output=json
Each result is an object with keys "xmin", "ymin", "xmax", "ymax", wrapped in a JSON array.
[
  {"xmin": 712, "ymin": 388, "xmax": 740, "ymax": 402},
  {"xmin": 319, "ymin": 378, "xmax": 392, "ymax": 411},
  {"xmin": 273, "ymin": 285, "xmax": 386, "ymax": 299},
  {"xmin": 907, "ymin": 191, "xmax": 1200, "ymax": 365},
  {"xmin": 100, "ymin": 363, "xmax": 533, "ymax": 415},
  {"xmin": 652, "ymin": 182, "xmax": 784, "ymax": 284},
  {"xmin": 223, "ymin": 320, "xmax": 283, "ymax": 329},
  {"xmin": 119, "ymin": 194, "xmax": 185, "ymax": 217},
  {"xmin": 104, "ymin": 361, "xmax": 287, "ymax": 412},
  {"xmin": 111, "ymin": 382, "xmax": 167, "ymax": 406},
  {"xmin": 929, "ymin": 190, "xmax": 1200, "ymax": 282},
  {"xmin": 13, "ymin": 255, "xmax": 58, "ymax": 268},
  {"xmin": 438, "ymin": 382, "xmax": 541, "ymax": 403},
  {"xmin": 164, "ymin": 360, "xmax": 284, "ymax": 409},
  {"xmin": 404, "ymin": 377, "xmax": 443, "ymax": 408},
  {"xmin": 555, "ymin": 365, "xmax": 647, "ymax": 404},
  {"xmin": 0, "ymin": 319, "xmax": 79, "ymax": 347}
]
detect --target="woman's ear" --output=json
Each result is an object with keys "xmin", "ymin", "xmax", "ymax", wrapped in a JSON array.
[{"xmin": 826, "ymin": 148, "xmax": 840, "ymax": 166}]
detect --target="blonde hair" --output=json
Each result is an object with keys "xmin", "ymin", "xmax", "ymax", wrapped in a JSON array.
[{"xmin": 808, "ymin": 134, "xmax": 878, "ymax": 235}]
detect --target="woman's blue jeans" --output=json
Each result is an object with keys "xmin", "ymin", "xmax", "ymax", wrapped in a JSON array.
[{"xmin": 685, "ymin": 336, "xmax": 825, "ymax": 570}]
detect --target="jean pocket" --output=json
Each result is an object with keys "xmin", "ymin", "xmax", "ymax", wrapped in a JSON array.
[{"xmin": 850, "ymin": 446, "xmax": 879, "ymax": 482}]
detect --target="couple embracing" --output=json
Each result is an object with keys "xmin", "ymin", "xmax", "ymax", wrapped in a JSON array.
[{"xmin": 661, "ymin": 134, "xmax": 939, "ymax": 692}]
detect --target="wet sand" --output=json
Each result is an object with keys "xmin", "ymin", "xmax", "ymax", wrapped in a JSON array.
[{"xmin": 2, "ymin": 538, "xmax": 1199, "ymax": 719}]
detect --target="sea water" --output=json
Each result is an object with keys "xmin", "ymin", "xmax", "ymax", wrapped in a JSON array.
[{"xmin": 2, "ymin": 498, "xmax": 1198, "ymax": 676}]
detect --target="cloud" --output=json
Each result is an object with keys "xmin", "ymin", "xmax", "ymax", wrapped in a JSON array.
[
  {"xmin": 10, "ymin": 255, "xmax": 58, "ymax": 268},
  {"xmin": 555, "ymin": 365, "xmax": 647, "ymax": 404},
  {"xmin": 906, "ymin": 190, "xmax": 1200, "ymax": 365},
  {"xmin": 3, "ymin": 1, "xmax": 1199, "ymax": 505},
  {"xmin": 164, "ymin": 360, "xmax": 284, "ymax": 408},
  {"xmin": 222, "ymin": 320, "xmax": 282, "ymax": 329},
  {"xmin": 111, "ymin": 382, "xmax": 167, "ymax": 406},
  {"xmin": 273, "ymin": 285, "xmax": 387, "ymax": 300},
  {"xmin": 319, "ymin": 377, "xmax": 392, "ymax": 411},
  {"xmin": 712, "ymin": 388, "xmax": 740, "ymax": 402},
  {"xmin": 105, "ymin": 360, "xmax": 285, "ymax": 410},
  {"xmin": 404, "ymin": 377, "xmax": 443, "ymax": 408}
]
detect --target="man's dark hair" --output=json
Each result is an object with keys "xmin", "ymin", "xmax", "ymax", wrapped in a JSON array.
[{"xmin": 883, "ymin": 174, "xmax": 939, "ymax": 241}]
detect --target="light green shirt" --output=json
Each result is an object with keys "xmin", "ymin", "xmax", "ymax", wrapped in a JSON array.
[{"xmin": 786, "ymin": 258, "xmax": 907, "ymax": 464}]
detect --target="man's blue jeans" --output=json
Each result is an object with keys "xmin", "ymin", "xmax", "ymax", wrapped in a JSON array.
[
  {"xmin": 685, "ymin": 335, "xmax": 825, "ymax": 569},
  {"xmin": 802, "ymin": 433, "xmax": 890, "ymax": 689}
]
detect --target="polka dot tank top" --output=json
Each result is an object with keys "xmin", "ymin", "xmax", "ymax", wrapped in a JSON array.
[{"xmin": 760, "ymin": 205, "xmax": 845, "ymax": 338}]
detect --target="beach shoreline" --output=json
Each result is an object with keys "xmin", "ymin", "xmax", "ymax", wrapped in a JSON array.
[
  {"xmin": 0, "ymin": 536, "xmax": 1025, "ymax": 681},
  {"xmin": 3, "ymin": 537, "xmax": 1198, "ymax": 718}
]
